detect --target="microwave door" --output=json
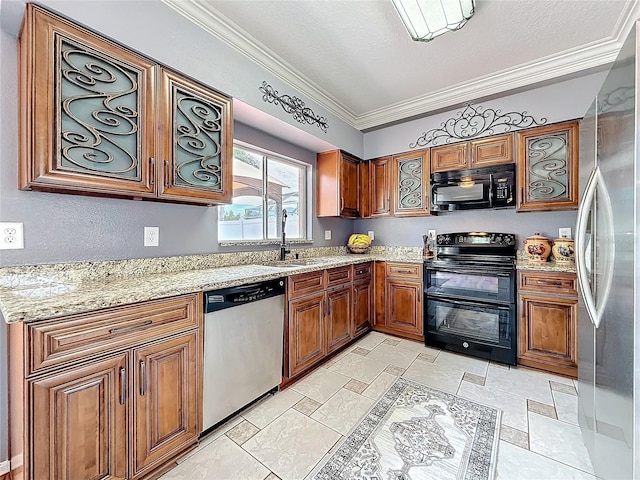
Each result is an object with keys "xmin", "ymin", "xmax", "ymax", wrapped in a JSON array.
[{"xmin": 435, "ymin": 183, "xmax": 485, "ymax": 202}]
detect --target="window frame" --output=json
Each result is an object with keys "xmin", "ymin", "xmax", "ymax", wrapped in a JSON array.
[{"xmin": 217, "ymin": 141, "xmax": 312, "ymax": 245}]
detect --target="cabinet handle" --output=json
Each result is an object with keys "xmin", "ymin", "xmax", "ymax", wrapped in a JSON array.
[
  {"xmin": 520, "ymin": 187, "xmax": 524, "ymax": 202},
  {"xmin": 396, "ymin": 269, "xmax": 413, "ymax": 275},
  {"xmin": 327, "ymin": 298, "xmax": 331, "ymax": 316},
  {"xmin": 149, "ymin": 157, "xmax": 155, "ymax": 186},
  {"xmin": 119, "ymin": 367, "xmax": 126, "ymax": 405},
  {"xmin": 164, "ymin": 160, "xmax": 170, "ymax": 187},
  {"xmin": 139, "ymin": 361, "xmax": 146, "ymax": 396},
  {"xmin": 109, "ymin": 320, "xmax": 152, "ymax": 334},
  {"xmin": 341, "ymin": 197, "xmax": 344, "ymax": 211},
  {"xmin": 386, "ymin": 198, "xmax": 390, "ymax": 210}
]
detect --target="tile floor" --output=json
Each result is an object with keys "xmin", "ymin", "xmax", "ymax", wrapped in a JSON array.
[{"xmin": 160, "ymin": 331, "xmax": 595, "ymax": 480}]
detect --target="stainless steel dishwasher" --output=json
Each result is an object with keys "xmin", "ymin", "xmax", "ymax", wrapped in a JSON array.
[{"xmin": 202, "ymin": 278, "xmax": 285, "ymax": 436}]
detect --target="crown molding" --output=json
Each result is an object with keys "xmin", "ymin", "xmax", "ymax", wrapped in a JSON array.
[{"xmin": 164, "ymin": 0, "xmax": 638, "ymax": 132}]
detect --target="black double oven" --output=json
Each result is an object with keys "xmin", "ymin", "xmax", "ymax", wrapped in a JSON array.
[{"xmin": 423, "ymin": 232, "xmax": 517, "ymax": 365}]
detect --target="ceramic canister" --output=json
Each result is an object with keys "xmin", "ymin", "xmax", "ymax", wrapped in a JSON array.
[
  {"xmin": 552, "ymin": 236, "xmax": 575, "ymax": 263},
  {"xmin": 524, "ymin": 233, "xmax": 553, "ymax": 262}
]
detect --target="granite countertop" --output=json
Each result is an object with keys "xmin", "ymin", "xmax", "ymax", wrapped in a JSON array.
[
  {"xmin": 0, "ymin": 247, "xmax": 423, "ymax": 324},
  {"xmin": 516, "ymin": 257, "xmax": 577, "ymax": 273}
]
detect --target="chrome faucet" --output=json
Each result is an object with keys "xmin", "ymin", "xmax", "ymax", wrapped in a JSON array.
[{"xmin": 280, "ymin": 209, "xmax": 290, "ymax": 260}]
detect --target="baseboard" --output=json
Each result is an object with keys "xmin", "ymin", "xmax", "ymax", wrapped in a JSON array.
[{"xmin": 0, "ymin": 460, "xmax": 10, "ymax": 475}]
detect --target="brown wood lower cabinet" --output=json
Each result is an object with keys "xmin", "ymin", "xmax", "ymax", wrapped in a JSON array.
[
  {"xmin": 373, "ymin": 261, "xmax": 424, "ymax": 341},
  {"xmin": 284, "ymin": 263, "xmax": 372, "ymax": 384},
  {"xmin": 518, "ymin": 270, "xmax": 578, "ymax": 377},
  {"xmin": 9, "ymin": 293, "xmax": 202, "ymax": 480}
]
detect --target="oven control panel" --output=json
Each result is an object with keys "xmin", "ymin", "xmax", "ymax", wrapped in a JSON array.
[{"xmin": 436, "ymin": 232, "xmax": 516, "ymax": 247}]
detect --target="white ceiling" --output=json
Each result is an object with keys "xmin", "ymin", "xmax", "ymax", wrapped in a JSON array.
[{"xmin": 165, "ymin": 0, "xmax": 638, "ymax": 132}]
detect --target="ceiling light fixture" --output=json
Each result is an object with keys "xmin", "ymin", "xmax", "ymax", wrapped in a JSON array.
[{"xmin": 391, "ymin": 0, "xmax": 475, "ymax": 42}]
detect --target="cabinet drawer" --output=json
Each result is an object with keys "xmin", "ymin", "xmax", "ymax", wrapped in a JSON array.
[
  {"xmin": 386, "ymin": 262, "xmax": 422, "ymax": 280},
  {"xmin": 27, "ymin": 293, "xmax": 200, "ymax": 376},
  {"xmin": 288, "ymin": 271, "xmax": 325, "ymax": 299},
  {"xmin": 353, "ymin": 262, "xmax": 373, "ymax": 280},
  {"xmin": 519, "ymin": 271, "xmax": 577, "ymax": 296},
  {"xmin": 326, "ymin": 265, "xmax": 353, "ymax": 288}
]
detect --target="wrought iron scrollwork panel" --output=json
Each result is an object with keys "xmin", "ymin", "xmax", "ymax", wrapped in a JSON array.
[
  {"xmin": 410, "ymin": 103, "xmax": 547, "ymax": 148},
  {"xmin": 397, "ymin": 158, "xmax": 423, "ymax": 210},
  {"xmin": 259, "ymin": 81, "xmax": 328, "ymax": 132},
  {"xmin": 172, "ymin": 86, "xmax": 224, "ymax": 192},
  {"xmin": 525, "ymin": 133, "xmax": 569, "ymax": 201},
  {"xmin": 57, "ymin": 35, "xmax": 141, "ymax": 180}
]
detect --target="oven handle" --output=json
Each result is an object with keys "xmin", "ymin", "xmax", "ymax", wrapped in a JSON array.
[
  {"xmin": 425, "ymin": 266, "xmax": 512, "ymax": 277},
  {"xmin": 435, "ymin": 297, "xmax": 511, "ymax": 310}
]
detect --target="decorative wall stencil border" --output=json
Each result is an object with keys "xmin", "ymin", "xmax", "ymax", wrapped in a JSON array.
[
  {"xmin": 409, "ymin": 103, "xmax": 547, "ymax": 148},
  {"xmin": 259, "ymin": 81, "xmax": 329, "ymax": 132}
]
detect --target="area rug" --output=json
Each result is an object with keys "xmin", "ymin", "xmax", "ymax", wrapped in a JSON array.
[{"xmin": 310, "ymin": 377, "xmax": 501, "ymax": 480}]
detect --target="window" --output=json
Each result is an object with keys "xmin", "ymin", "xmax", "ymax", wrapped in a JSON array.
[{"xmin": 218, "ymin": 144, "xmax": 309, "ymax": 242}]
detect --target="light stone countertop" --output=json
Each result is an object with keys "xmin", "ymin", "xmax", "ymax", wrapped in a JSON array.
[
  {"xmin": 0, "ymin": 247, "xmax": 424, "ymax": 324},
  {"xmin": 516, "ymin": 257, "xmax": 577, "ymax": 273}
]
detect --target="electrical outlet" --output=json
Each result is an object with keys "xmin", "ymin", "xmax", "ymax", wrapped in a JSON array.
[
  {"xmin": 0, "ymin": 222, "xmax": 24, "ymax": 249},
  {"xmin": 559, "ymin": 227, "xmax": 572, "ymax": 238},
  {"xmin": 324, "ymin": 230, "xmax": 331, "ymax": 240},
  {"xmin": 367, "ymin": 230, "xmax": 375, "ymax": 241},
  {"xmin": 144, "ymin": 226, "xmax": 159, "ymax": 247},
  {"xmin": 428, "ymin": 229, "xmax": 436, "ymax": 241}
]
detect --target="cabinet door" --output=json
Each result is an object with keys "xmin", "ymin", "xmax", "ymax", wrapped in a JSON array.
[
  {"xmin": 518, "ymin": 293, "xmax": 577, "ymax": 376},
  {"xmin": 288, "ymin": 293, "xmax": 326, "ymax": 377},
  {"xmin": 470, "ymin": 134, "xmax": 513, "ymax": 168},
  {"xmin": 157, "ymin": 68, "xmax": 233, "ymax": 204},
  {"xmin": 353, "ymin": 279, "xmax": 373, "ymax": 337},
  {"xmin": 340, "ymin": 153, "xmax": 361, "ymax": 217},
  {"xmin": 431, "ymin": 143, "xmax": 468, "ymax": 172},
  {"xmin": 392, "ymin": 150, "xmax": 431, "ymax": 216},
  {"xmin": 19, "ymin": 5, "xmax": 156, "ymax": 197},
  {"xmin": 517, "ymin": 121, "xmax": 579, "ymax": 211},
  {"xmin": 326, "ymin": 286, "xmax": 352, "ymax": 353},
  {"xmin": 133, "ymin": 332, "xmax": 199, "ymax": 476},
  {"xmin": 30, "ymin": 354, "xmax": 128, "ymax": 480},
  {"xmin": 370, "ymin": 156, "xmax": 391, "ymax": 216},
  {"xmin": 386, "ymin": 279, "xmax": 423, "ymax": 336}
]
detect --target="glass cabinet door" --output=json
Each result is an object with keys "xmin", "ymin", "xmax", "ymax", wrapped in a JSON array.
[
  {"xmin": 20, "ymin": 5, "xmax": 156, "ymax": 196},
  {"xmin": 157, "ymin": 68, "xmax": 233, "ymax": 204},
  {"xmin": 516, "ymin": 121, "xmax": 579, "ymax": 211},
  {"xmin": 392, "ymin": 150, "xmax": 431, "ymax": 216}
]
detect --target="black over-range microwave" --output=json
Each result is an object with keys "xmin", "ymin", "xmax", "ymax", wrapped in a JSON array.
[{"xmin": 430, "ymin": 164, "xmax": 515, "ymax": 212}]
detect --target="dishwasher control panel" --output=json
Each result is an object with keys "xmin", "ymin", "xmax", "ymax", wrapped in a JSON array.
[{"xmin": 204, "ymin": 278, "xmax": 285, "ymax": 313}]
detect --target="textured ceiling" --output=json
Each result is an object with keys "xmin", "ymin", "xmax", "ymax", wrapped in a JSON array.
[{"xmin": 167, "ymin": 0, "xmax": 637, "ymax": 131}]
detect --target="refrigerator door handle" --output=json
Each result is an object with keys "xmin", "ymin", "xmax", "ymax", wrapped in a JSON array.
[{"xmin": 575, "ymin": 167, "xmax": 600, "ymax": 327}]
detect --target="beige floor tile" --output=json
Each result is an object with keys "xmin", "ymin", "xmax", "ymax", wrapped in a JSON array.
[
  {"xmin": 551, "ymin": 380, "xmax": 577, "ymax": 395},
  {"xmin": 226, "ymin": 419, "xmax": 260, "ymax": 445},
  {"xmin": 457, "ymin": 381, "xmax": 528, "ymax": 432},
  {"xmin": 351, "ymin": 346, "xmax": 370, "ymax": 356},
  {"xmin": 290, "ymin": 367, "xmax": 350, "ymax": 403},
  {"xmin": 344, "ymin": 378, "xmax": 368, "ymax": 394},
  {"xmin": 362, "ymin": 372, "xmax": 398, "ymax": 400},
  {"xmin": 311, "ymin": 388, "xmax": 375, "ymax": 435},
  {"xmin": 384, "ymin": 364, "xmax": 405, "ymax": 376},
  {"xmin": 529, "ymin": 412, "xmax": 595, "ymax": 474},
  {"xmin": 416, "ymin": 352, "xmax": 437, "ymax": 363},
  {"xmin": 462, "ymin": 372, "xmax": 485, "ymax": 386},
  {"xmin": 354, "ymin": 331, "xmax": 388, "ymax": 349},
  {"xmin": 160, "ymin": 435, "xmax": 269, "ymax": 480},
  {"xmin": 382, "ymin": 337, "xmax": 400, "ymax": 346},
  {"xmin": 328, "ymin": 352, "xmax": 388, "ymax": 383},
  {"xmin": 496, "ymin": 441, "xmax": 596, "ymax": 480},
  {"xmin": 243, "ymin": 409, "xmax": 341, "ymax": 480},
  {"xmin": 434, "ymin": 350, "xmax": 489, "ymax": 376},
  {"xmin": 293, "ymin": 396, "xmax": 322, "ymax": 416},
  {"xmin": 365, "ymin": 343, "xmax": 419, "ymax": 368},
  {"xmin": 402, "ymin": 360, "xmax": 464, "ymax": 394},
  {"xmin": 527, "ymin": 399, "xmax": 557, "ymax": 419},
  {"xmin": 242, "ymin": 389, "xmax": 303, "ymax": 429},
  {"xmin": 499, "ymin": 425, "xmax": 529, "ymax": 450}
]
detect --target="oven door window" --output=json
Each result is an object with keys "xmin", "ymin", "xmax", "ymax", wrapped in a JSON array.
[
  {"xmin": 426, "ymin": 268, "xmax": 513, "ymax": 302},
  {"xmin": 426, "ymin": 297, "xmax": 513, "ymax": 347}
]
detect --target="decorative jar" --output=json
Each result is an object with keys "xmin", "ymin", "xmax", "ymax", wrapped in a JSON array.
[
  {"xmin": 524, "ymin": 233, "xmax": 553, "ymax": 262},
  {"xmin": 552, "ymin": 236, "xmax": 575, "ymax": 263}
]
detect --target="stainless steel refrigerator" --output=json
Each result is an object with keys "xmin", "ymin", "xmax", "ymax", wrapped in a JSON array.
[{"xmin": 577, "ymin": 22, "xmax": 639, "ymax": 480}]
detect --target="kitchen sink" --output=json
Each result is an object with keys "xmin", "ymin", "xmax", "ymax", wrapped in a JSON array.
[{"xmin": 263, "ymin": 258, "xmax": 325, "ymax": 268}]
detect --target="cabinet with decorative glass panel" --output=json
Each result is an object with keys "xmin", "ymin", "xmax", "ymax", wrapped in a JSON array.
[{"xmin": 19, "ymin": 4, "xmax": 232, "ymax": 205}]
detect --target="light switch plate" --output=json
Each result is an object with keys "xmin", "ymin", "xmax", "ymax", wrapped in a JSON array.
[
  {"xmin": 367, "ymin": 230, "xmax": 375, "ymax": 241},
  {"xmin": 559, "ymin": 227, "xmax": 572, "ymax": 239},
  {"xmin": 324, "ymin": 230, "xmax": 331, "ymax": 240}
]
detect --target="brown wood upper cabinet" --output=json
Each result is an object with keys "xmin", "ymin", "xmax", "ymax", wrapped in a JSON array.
[
  {"xmin": 431, "ymin": 134, "xmax": 514, "ymax": 173},
  {"xmin": 392, "ymin": 150, "xmax": 431, "ymax": 216},
  {"xmin": 19, "ymin": 5, "xmax": 232, "ymax": 205},
  {"xmin": 369, "ymin": 156, "xmax": 392, "ymax": 217},
  {"xmin": 516, "ymin": 121, "xmax": 579, "ymax": 212},
  {"xmin": 317, "ymin": 150, "xmax": 362, "ymax": 218}
]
